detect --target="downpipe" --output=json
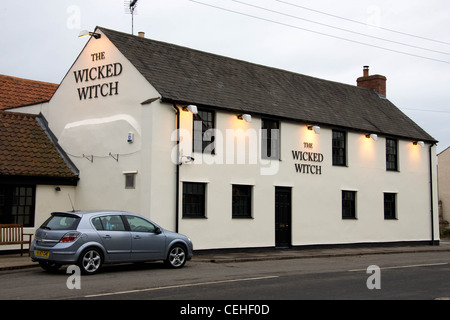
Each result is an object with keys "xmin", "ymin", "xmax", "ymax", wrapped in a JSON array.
[
  {"xmin": 429, "ymin": 143, "xmax": 437, "ymax": 245},
  {"xmin": 173, "ymin": 104, "xmax": 180, "ymax": 233}
]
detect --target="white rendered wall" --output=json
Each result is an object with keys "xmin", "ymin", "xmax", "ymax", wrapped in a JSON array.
[
  {"xmin": 176, "ymin": 109, "xmax": 438, "ymax": 249},
  {"xmin": 40, "ymin": 30, "xmax": 164, "ymax": 224}
]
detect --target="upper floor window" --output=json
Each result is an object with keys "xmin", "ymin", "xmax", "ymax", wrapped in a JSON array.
[
  {"xmin": 261, "ymin": 119, "xmax": 280, "ymax": 160},
  {"xmin": 193, "ymin": 109, "xmax": 215, "ymax": 154},
  {"xmin": 332, "ymin": 130, "xmax": 347, "ymax": 166},
  {"xmin": 386, "ymin": 138, "xmax": 398, "ymax": 171}
]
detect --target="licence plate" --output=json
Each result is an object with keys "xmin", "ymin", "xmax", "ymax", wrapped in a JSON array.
[{"xmin": 35, "ymin": 250, "xmax": 50, "ymax": 258}]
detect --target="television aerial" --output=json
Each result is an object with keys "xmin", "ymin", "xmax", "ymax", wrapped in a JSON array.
[{"xmin": 124, "ymin": 0, "xmax": 139, "ymax": 35}]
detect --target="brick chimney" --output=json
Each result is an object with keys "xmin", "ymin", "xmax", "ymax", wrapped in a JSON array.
[{"xmin": 357, "ymin": 66, "xmax": 387, "ymax": 97}]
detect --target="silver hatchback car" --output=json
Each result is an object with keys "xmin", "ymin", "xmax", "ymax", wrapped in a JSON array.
[{"xmin": 30, "ymin": 210, "xmax": 193, "ymax": 274}]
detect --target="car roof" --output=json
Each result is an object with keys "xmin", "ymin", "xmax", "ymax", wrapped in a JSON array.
[{"xmin": 52, "ymin": 210, "xmax": 135, "ymax": 218}]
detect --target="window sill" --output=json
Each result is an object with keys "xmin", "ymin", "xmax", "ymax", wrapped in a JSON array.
[{"xmin": 182, "ymin": 216, "xmax": 207, "ymax": 219}]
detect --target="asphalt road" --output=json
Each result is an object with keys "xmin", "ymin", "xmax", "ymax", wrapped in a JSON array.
[{"xmin": 1, "ymin": 251, "xmax": 450, "ymax": 304}]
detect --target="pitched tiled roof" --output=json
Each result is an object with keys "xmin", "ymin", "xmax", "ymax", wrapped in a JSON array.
[
  {"xmin": 0, "ymin": 111, "xmax": 78, "ymax": 184},
  {"xmin": 99, "ymin": 27, "xmax": 436, "ymax": 143},
  {"xmin": 0, "ymin": 74, "xmax": 58, "ymax": 110}
]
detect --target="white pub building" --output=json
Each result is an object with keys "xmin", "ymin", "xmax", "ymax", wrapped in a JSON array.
[{"xmin": 13, "ymin": 27, "xmax": 439, "ymax": 250}]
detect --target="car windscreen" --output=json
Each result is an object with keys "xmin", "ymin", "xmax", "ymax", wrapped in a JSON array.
[{"xmin": 41, "ymin": 213, "xmax": 81, "ymax": 230}]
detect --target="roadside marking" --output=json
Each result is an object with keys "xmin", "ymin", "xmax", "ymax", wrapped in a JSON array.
[
  {"xmin": 84, "ymin": 275, "xmax": 279, "ymax": 298},
  {"xmin": 348, "ymin": 262, "xmax": 448, "ymax": 272}
]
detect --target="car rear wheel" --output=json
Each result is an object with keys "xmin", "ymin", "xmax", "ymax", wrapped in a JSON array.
[
  {"xmin": 78, "ymin": 248, "xmax": 103, "ymax": 275},
  {"xmin": 165, "ymin": 245, "xmax": 187, "ymax": 268}
]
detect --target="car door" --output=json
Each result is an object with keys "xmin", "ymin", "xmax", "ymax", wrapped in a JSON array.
[
  {"xmin": 92, "ymin": 215, "xmax": 131, "ymax": 262},
  {"xmin": 125, "ymin": 215, "xmax": 166, "ymax": 261}
]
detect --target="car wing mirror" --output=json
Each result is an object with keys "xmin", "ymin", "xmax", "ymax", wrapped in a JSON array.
[{"xmin": 155, "ymin": 227, "xmax": 162, "ymax": 234}]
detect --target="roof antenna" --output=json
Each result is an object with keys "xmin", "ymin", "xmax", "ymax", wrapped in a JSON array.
[
  {"xmin": 68, "ymin": 194, "xmax": 75, "ymax": 212},
  {"xmin": 124, "ymin": 0, "xmax": 139, "ymax": 35}
]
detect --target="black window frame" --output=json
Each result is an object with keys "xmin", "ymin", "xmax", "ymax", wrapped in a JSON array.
[
  {"xmin": 0, "ymin": 185, "xmax": 36, "ymax": 227},
  {"xmin": 182, "ymin": 182, "xmax": 206, "ymax": 218},
  {"xmin": 384, "ymin": 193, "xmax": 397, "ymax": 220},
  {"xmin": 342, "ymin": 190, "xmax": 357, "ymax": 219},
  {"xmin": 232, "ymin": 185, "xmax": 253, "ymax": 218},
  {"xmin": 193, "ymin": 109, "xmax": 215, "ymax": 154},
  {"xmin": 261, "ymin": 119, "xmax": 280, "ymax": 160},
  {"xmin": 386, "ymin": 138, "xmax": 398, "ymax": 171},
  {"xmin": 332, "ymin": 130, "xmax": 347, "ymax": 166}
]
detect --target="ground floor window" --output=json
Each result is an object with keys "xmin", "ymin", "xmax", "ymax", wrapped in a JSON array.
[
  {"xmin": 342, "ymin": 190, "xmax": 356, "ymax": 219},
  {"xmin": 232, "ymin": 185, "xmax": 252, "ymax": 218},
  {"xmin": 182, "ymin": 182, "xmax": 206, "ymax": 218},
  {"xmin": 124, "ymin": 172, "xmax": 137, "ymax": 189},
  {"xmin": 0, "ymin": 185, "xmax": 36, "ymax": 227},
  {"xmin": 384, "ymin": 193, "xmax": 397, "ymax": 220}
]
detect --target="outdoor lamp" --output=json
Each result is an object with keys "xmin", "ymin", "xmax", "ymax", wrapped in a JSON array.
[
  {"xmin": 237, "ymin": 114, "xmax": 252, "ymax": 122},
  {"xmin": 366, "ymin": 133, "xmax": 378, "ymax": 141},
  {"xmin": 183, "ymin": 105, "xmax": 198, "ymax": 114},
  {"xmin": 308, "ymin": 125, "xmax": 320, "ymax": 134},
  {"xmin": 413, "ymin": 141, "xmax": 425, "ymax": 147},
  {"xmin": 78, "ymin": 30, "xmax": 102, "ymax": 39}
]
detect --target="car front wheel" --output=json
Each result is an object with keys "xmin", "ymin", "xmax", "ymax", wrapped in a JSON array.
[
  {"xmin": 165, "ymin": 245, "xmax": 187, "ymax": 268},
  {"xmin": 78, "ymin": 248, "xmax": 103, "ymax": 275}
]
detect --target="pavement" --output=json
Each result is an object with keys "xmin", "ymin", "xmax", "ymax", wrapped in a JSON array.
[{"xmin": 2, "ymin": 241, "xmax": 450, "ymax": 271}]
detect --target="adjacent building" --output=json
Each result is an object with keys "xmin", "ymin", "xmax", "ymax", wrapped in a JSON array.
[
  {"xmin": 7, "ymin": 26, "xmax": 439, "ymax": 250},
  {"xmin": 0, "ymin": 74, "xmax": 58, "ymax": 111},
  {"xmin": 0, "ymin": 75, "xmax": 78, "ymax": 252},
  {"xmin": 438, "ymin": 147, "xmax": 450, "ymax": 233},
  {"xmin": 0, "ymin": 111, "xmax": 79, "ymax": 252}
]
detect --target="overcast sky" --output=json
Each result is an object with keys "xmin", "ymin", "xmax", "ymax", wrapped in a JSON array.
[{"xmin": 1, "ymin": 0, "xmax": 449, "ymax": 153}]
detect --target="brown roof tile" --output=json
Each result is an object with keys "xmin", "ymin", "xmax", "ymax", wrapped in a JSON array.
[
  {"xmin": 0, "ymin": 110, "xmax": 78, "ymax": 183},
  {"xmin": 0, "ymin": 74, "xmax": 58, "ymax": 110}
]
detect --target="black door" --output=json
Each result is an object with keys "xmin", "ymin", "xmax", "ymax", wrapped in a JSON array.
[{"xmin": 275, "ymin": 187, "xmax": 292, "ymax": 248}]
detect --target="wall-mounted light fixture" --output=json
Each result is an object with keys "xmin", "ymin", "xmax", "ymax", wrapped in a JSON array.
[
  {"xmin": 179, "ymin": 155, "xmax": 195, "ymax": 165},
  {"xmin": 413, "ymin": 141, "xmax": 425, "ymax": 147},
  {"xmin": 182, "ymin": 105, "xmax": 198, "ymax": 114},
  {"xmin": 307, "ymin": 125, "xmax": 321, "ymax": 134},
  {"xmin": 78, "ymin": 30, "xmax": 102, "ymax": 39},
  {"xmin": 365, "ymin": 133, "xmax": 378, "ymax": 141},
  {"xmin": 237, "ymin": 114, "xmax": 252, "ymax": 122}
]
